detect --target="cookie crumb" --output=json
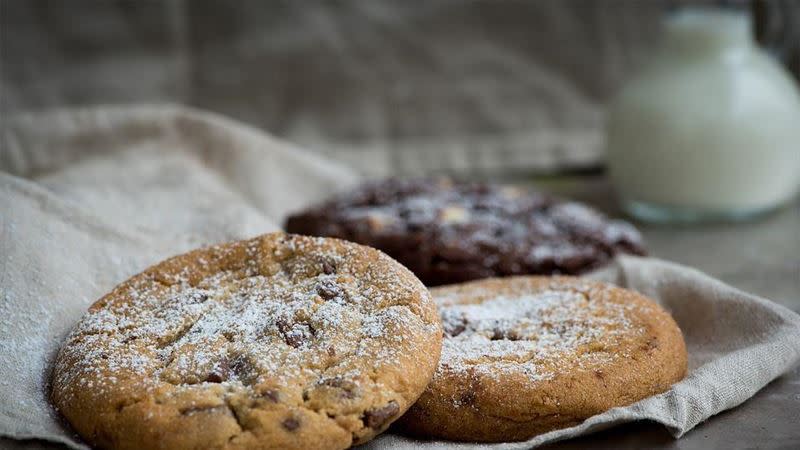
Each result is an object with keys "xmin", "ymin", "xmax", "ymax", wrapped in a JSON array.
[
  {"xmin": 364, "ymin": 401, "xmax": 400, "ymax": 429},
  {"xmin": 282, "ymin": 417, "xmax": 300, "ymax": 431}
]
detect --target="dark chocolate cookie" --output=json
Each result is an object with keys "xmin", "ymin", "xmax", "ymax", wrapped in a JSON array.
[{"xmin": 285, "ymin": 178, "xmax": 645, "ymax": 286}]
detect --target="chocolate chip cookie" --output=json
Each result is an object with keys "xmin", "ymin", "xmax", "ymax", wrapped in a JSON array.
[
  {"xmin": 399, "ymin": 276, "xmax": 687, "ymax": 442},
  {"xmin": 51, "ymin": 233, "xmax": 442, "ymax": 450},
  {"xmin": 284, "ymin": 178, "xmax": 646, "ymax": 286}
]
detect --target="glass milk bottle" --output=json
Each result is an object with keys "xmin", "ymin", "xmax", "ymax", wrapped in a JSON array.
[{"xmin": 606, "ymin": 9, "xmax": 800, "ymax": 223}]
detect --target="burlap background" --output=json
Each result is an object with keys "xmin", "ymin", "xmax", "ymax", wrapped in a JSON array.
[{"xmin": 4, "ymin": 1, "xmax": 797, "ymax": 175}]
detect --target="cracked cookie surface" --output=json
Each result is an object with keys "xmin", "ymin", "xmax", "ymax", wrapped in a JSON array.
[
  {"xmin": 399, "ymin": 276, "xmax": 687, "ymax": 442},
  {"xmin": 51, "ymin": 233, "xmax": 442, "ymax": 450}
]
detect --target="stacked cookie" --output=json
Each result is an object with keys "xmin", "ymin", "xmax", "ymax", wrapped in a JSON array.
[{"xmin": 52, "ymin": 180, "xmax": 686, "ymax": 450}]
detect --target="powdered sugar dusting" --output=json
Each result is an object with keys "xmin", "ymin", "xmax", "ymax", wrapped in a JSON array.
[
  {"xmin": 53, "ymin": 235, "xmax": 439, "ymax": 406},
  {"xmin": 436, "ymin": 287, "xmax": 644, "ymax": 384}
]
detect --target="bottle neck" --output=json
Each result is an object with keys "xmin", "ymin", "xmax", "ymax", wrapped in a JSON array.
[{"xmin": 662, "ymin": 9, "xmax": 753, "ymax": 57}]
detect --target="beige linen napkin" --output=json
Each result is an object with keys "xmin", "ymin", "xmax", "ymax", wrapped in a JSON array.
[{"xmin": 2, "ymin": 105, "xmax": 799, "ymax": 449}]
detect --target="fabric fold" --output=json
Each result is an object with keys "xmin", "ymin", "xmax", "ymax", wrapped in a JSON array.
[{"xmin": 2, "ymin": 106, "xmax": 798, "ymax": 449}]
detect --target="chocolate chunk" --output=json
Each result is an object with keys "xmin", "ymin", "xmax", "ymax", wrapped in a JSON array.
[
  {"xmin": 320, "ymin": 377, "xmax": 357, "ymax": 399},
  {"xmin": 490, "ymin": 327, "xmax": 505, "ymax": 340},
  {"xmin": 316, "ymin": 280, "xmax": 341, "ymax": 300},
  {"xmin": 205, "ymin": 359, "xmax": 230, "ymax": 383},
  {"xmin": 507, "ymin": 329, "xmax": 522, "ymax": 340},
  {"xmin": 321, "ymin": 259, "xmax": 336, "ymax": 275},
  {"xmin": 363, "ymin": 400, "xmax": 400, "ymax": 429},
  {"xmin": 229, "ymin": 354, "xmax": 254, "ymax": 381},
  {"xmin": 282, "ymin": 417, "xmax": 300, "ymax": 431},
  {"xmin": 444, "ymin": 319, "xmax": 467, "ymax": 337},
  {"xmin": 284, "ymin": 332, "xmax": 304, "ymax": 348},
  {"xmin": 442, "ymin": 311, "xmax": 468, "ymax": 337},
  {"xmin": 489, "ymin": 322, "xmax": 522, "ymax": 341},
  {"xmin": 283, "ymin": 323, "xmax": 312, "ymax": 348},
  {"xmin": 275, "ymin": 319, "xmax": 312, "ymax": 348},
  {"xmin": 276, "ymin": 319, "xmax": 291, "ymax": 335},
  {"xmin": 489, "ymin": 328, "xmax": 513, "ymax": 340}
]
